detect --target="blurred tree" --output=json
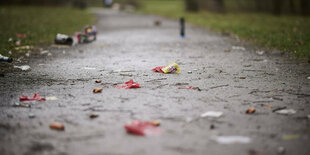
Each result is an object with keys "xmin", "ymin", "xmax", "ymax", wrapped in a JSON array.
[
  {"xmin": 272, "ymin": 0, "xmax": 283, "ymax": 15},
  {"xmin": 301, "ymin": 0, "xmax": 310, "ymax": 15},
  {"xmin": 185, "ymin": 0, "xmax": 199, "ymax": 12},
  {"xmin": 209, "ymin": 0, "xmax": 225, "ymax": 13}
]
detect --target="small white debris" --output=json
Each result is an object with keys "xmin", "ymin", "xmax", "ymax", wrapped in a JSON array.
[
  {"xmin": 214, "ymin": 136, "xmax": 251, "ymax": 144},
  {"xmin": 8, "ymin": 38, "xmax": 13, "ymax": 42},
  {"xmin": 307, "ymin": 77, "xmax": 310, "ymax": 80},
  {"xmin": 28, "ymin": 113, "xmax": 35, "ymax": 118},
  {"xmin": 63, "ymin": 50, "xmax": 66, "ymax": 54},
  {"xmin": 16, "ymin": 40, "xmax": 21, "ymax": 46},
  {"xmin": 25, "ymin": 53, "xmax": 30, "ymax": 57},
  {"xmin": 188, "ymin": 71, "xmax": 192, "ymax": 74},
  {"xmin": 277, "ymin": 146, "xmax": 286, "ymax": 155},
  {"xmin": 256, "ymin": 50, "xmax": 265, "ymax": 55},
  {"xmin": 200, "ymin": 111, "xmax": 223, "ymax": 118},
  {"xmin": 40, "ymin": 50, "xmax": 49, "ymax": 55},
  {"xmin": 119, "ymin": 73, "xmax": 133, "ymax": 77},
  {"xmin": 232, "ymin": 46, "xmax": 246, "ymax": 51},
  {"xmin": 275, "ymin": 109, "xmax": 296, "ymax": 115},
  {"xmin": 14, "ymin": 65, "xmax": 31, "ymax": 71},
  {"xmin": 46, "ymin": 96, "xmax": 58, "ymax": 101},
  {"xmin": 8, "ymin": 51, "xmax": 12, "ymax": 55},
  {"xmin": 47, "ymin": 53, "xmax": 52, "ymax": 56},
  {"xmin": 82, "ymin": 67, "xmax": 96, "ymax": 70},
  {"xmin": 193, "ymin": 69, "xmax": 198, "ymax": 71}
]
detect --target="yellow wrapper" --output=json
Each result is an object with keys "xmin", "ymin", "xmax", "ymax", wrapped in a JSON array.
[{"xmin": 162, "ymin": 62, "xmax": 181, "ymax": 74}]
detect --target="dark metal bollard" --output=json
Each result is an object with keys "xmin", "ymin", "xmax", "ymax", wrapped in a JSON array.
[{"xmin": 180, "ymin": 17, "xmax": 185, "ymax": 38}]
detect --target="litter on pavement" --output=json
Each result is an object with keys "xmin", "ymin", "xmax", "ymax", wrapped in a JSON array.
[
  {"xmin": 152, "ymin": 120, "xmax": 161, "ymax": 126},
  {"xmin": 214, "ymin": 136, "xmax": 251, "ymax": 144},
  {"xmin": 89, "ymin": 114, "xmax": 99, "ymax": 119},
  {"xmin": 16, "ymin": 33, "xmax": 26, "ymax": 38},
  {"xmin": 232, "ymin": 46, "xmax": 246, "ymax": 51},
  {"xmin": 153, "ymin": 63, "xmax": 181, "ymax": 74},
  {"xmin": 46, "ymin": 96, "xmax": 58, "ymax": 101},
  {"xmin": 77, "ymin": 25, "xmax": 97, "ymax": 43},
  {"xmin": 152, "ymin": 66, "xmax": 165, "ymax": 73},
  {"xmin": 282, "ymin": 134, "xmax": 300, "ymax": 140},
  {"xmin": 124, "ymin": 120, "xmax": 162, "ymax": 136},
  {"xmin": 154, "ymin": 20, "xmax": 161, "ymax": 26},
  {"xmin": 82, "ymin": 67, "xmax": 96, "ymax": 70},
  {"xmin": 114, "ymin": 79, "xmax": 141, "ymax": 89},
  {"xmin": 28, "ymin": 113, "xmax": 35, "ymax": 118},
  {"xmin": 49, "ymin": 122, "xmax": 65, "ymax": 131},
  {"xmin": 275, "ymin": 109, "xmax": 296, "ymax": 115},
  {"xmin": 246, "ymin": 108, "xmax": 256, "ymax": 114},
  {"xmin": 178, "ymin": 86, "xmax": 201, "ymax": 91},
  {"xmin": 0, "ymin": 54, "xmax": 13, "ymax": 63},
  {"xmin": 20, "ymin": 93, "xmax": 46, "ymax": 102},
  {"xmin": 93, "ymin": 88, "xmax": 103, "ymax": 93},
  {"xmin": 200, "ymin": 111, "xmax": 223, "ymax": 118},
  {"xmin": 95, "ymin": 80, "xmax": 102, "ymax": 83},
  {"xmin": 14, "ymin": 45, "xmax": 33, "ymax": 50},
  {"xmin": 14, "ymin": 65, "xmax": 31, "ymax": 71},
  {"xmin": 54, "ymin": 33, "xmax": 73, "ymax": 45},
  {"xmin": 13, "ymin": 102, "xmax": 31, "ymax": 108}
]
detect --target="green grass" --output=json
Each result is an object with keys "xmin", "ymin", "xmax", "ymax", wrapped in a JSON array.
[
  {"xmin": 137, "ymin": 0, "xmax": 310, "ymax": 59},
  {"xmin": 0, "ymin": 6, "xmax": 94, "ymax": 56}
]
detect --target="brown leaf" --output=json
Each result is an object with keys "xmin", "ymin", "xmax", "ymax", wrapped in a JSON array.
[
  {"xmin": 93, "ymin": 88, "xmax": 103, "ymax": 93},
  {"xmin": 246, "ymin": 108, "xmax": 256, "ymax": 114},
  {"xmin": 95, "ymin": 80, "xmax": 102, "ymax": 83},
  {"xmin": 90, "ymin": 114, "xmax": 99, "ymax": 119},
  {"xmin": 49, "ymin": 122, "xmax": 65, "ymax": 131},
  {"xmin": 152, "ymin": 120, "xmax": 160, "ymax": 126}
]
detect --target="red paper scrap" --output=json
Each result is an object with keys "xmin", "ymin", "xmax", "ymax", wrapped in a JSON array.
[
  {"xmin": 20, "ymin": 93, "xmax": 46, "ymax": 102},
  {"xmin": 152, "ymin": 66, "xmax": 165, "ymax": 73},
  {"xmin": 16, "ymin": 33, "xmax": 26, "ymax": 38},
  {"xmin": 178, "ymin": 86, "xmax": 199, "ymax": 90},
  {"xmin": 124, "ymin": 120, "xmax": 162, "ymax": 136},
  {"xmin": 114, "ymin": 79, "xmax": 141, "ymax": 89}
]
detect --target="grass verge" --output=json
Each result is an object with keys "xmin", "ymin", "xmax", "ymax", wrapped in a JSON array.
[
  {"xmin": 0, "ymin": 6, "xmax": 94, "ymax": 56},
  {"xmin": 137, "ymin": 0, "xmax": 310, "ymax": 60}
]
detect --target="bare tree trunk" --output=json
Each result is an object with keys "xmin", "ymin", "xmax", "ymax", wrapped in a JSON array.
[
  {"xmin": 301, "ymin": 0, "xmax": 310, "ymax": 16},
  {"xmin": 289, "ymin": 0, "xmax": 296, "ymax": 14},
  {"xmin": 272, "ymin": 0, "xmax": 283, "ymax": 15}
]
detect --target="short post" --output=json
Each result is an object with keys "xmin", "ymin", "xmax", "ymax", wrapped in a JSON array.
[{"xmin": 180, "ymin": 17, "xmax": 185, "ymax": 38}]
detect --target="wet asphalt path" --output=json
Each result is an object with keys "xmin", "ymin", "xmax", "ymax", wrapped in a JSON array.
[{"xmin": 0, "ymin": 9, "xmax": 310, "ymax": 155}]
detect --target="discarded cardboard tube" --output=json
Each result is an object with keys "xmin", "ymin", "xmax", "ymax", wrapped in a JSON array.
[
  {"xmin": 54, "ymin": 33, "xmax": 73, "ymax": 45},
  {"xmin": 0, "ymin": 54, "xmax": 13, "ymax": 63}
]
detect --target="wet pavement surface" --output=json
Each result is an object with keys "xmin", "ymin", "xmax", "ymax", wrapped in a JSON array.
[{"xmin": 1, "ymin": 9, "xmax": 310, "ymax": 155}]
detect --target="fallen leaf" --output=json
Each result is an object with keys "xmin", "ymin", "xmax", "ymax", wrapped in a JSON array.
[
  {"xmin": 114, "ymin": 79, "xmax": 140, "ymax": 89},
  {"xmin": 124, "ymin": 120, "xmax": 162, "ymax": 136},
  {"xmin": 152, "ymin": 120, "xmax": 160, "ymax": 126},
  {"xmin": 93, "ymin": 88, "xmax": 103, "ymax": 93},
  {"xmin": 246, "ymin": 108, "xmax": 256, "ymax": 114},
  {"xmin": 89, "ymin": 114, "xmax": 99, "ymax": 119},
  {"xmin": 20, "ymin": 93, "xmax": 46, "ymax": 102},
  {"xmin": 201, "ymin": 111, "xmax": 223, "ymax": 118},
  {"xmin": 95, "ymin": 80, "xmax": 102, "ymax": 83},
  {"xmin": 49, "ymin": 122, "xmax": 65, "ymax": 131},
  {"xmin": 264, "ymin": 105, "xmax": 272, "ymax": 109}
]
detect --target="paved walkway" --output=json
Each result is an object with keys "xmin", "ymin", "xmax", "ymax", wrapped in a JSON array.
[{"xmin": 0, "ymin": 9, "xmax": 310, "ymax": 155}]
